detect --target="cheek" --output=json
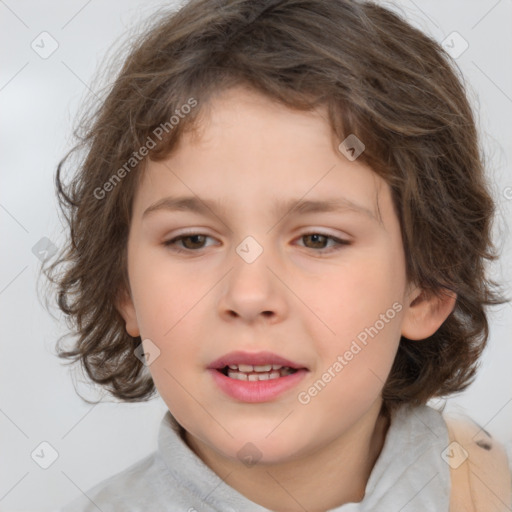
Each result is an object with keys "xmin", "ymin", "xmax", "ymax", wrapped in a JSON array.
[
  {"xmin": 128, "ymin": 248, "xmax": 201, "ymax": 337},
  {"xmin": 297, "ymin": 253, "xmax": 404, "ymax": 409},
  {"xmin": 304, "ymin": 250, "xmax": 405, "ymax": 345},
  {"xmin": 303, "ymin": 312, "xmax": 402, "ymax": 419}
]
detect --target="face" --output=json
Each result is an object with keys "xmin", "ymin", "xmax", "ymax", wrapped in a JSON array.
[{"xmin": 118, "ymin": 85, "xmax": 421, "ymax": 466}]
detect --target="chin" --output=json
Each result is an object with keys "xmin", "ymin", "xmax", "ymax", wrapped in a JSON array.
[{"xmin": 217, "ymin": 430, "xmax": 312, "ymax": 467}]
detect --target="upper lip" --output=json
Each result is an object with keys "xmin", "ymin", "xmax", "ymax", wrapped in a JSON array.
[{"xmin": 208, "ymin": 350, "xmax": 308, "ymax": 370}]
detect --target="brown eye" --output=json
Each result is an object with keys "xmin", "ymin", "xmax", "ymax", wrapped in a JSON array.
[
  {"xmin": 302, "ymin": 234, "xmax": 329, "ymax": 249},
  {"xmin": 179, "ymin": 235, "xmax": 207, "ymax": 249},
  {"xmin": 163, "ymin": 234, "xmax": 213, "ymax": 252},
  {"xmin": 162, "ymin": 232, "xmax": 350, "ymax": 255},
  {"xmin": 297, "ymin": 233, "xmax": 351, "ymax": 253}
]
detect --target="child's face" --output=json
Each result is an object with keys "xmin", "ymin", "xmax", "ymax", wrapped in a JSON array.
[{"xmin": 119, "ymin": 85, "xmax": 417, "ymax": 464}]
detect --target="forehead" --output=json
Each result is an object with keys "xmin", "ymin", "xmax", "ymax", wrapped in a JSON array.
[{"xmin": 132, "ymin": 85, "xmax": 392, "ymax": 229}]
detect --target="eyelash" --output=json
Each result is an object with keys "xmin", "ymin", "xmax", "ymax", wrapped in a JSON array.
[{"xmin": 162, "ymin": 232, "xmax": 351, "ymax": 254}]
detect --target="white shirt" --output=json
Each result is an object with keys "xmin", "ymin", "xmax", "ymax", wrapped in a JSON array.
[{"xmin": 57, "ymin": 404, "xmax": 452, "ymax": 511}]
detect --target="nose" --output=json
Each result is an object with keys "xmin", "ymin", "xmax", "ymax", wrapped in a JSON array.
[{"xmin": 217, "ymin": 246, "xmax": 288, "ymax": 325}]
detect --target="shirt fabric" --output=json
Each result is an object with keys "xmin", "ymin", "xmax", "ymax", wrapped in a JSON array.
[{"xmin": 57, "ymin": 404, "xmax": 452, "ymax": 512}]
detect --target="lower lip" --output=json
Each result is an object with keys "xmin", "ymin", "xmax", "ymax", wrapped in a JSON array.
[{"xmin": 209, "ymin": 368, "xmax": 308, "ymax": 403}]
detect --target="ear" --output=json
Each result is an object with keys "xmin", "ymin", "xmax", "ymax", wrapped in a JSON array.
[
  {"xmin": 116, "ymin": 288, "xmax": 140, "ymax": 338},
  {"xmin": 401, "ymin": 285, "xmax": 457, "ymax": 341}
]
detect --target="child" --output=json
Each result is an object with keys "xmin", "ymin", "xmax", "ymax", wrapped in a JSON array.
[{"xmin": 46, "ymin": 0, "xmax": 512, "ymax": 510}]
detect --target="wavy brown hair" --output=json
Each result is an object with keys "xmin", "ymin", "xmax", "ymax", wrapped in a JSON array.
[{"xmin": 43, "ymin": 0, "xmax": 509, "ymax": 410}]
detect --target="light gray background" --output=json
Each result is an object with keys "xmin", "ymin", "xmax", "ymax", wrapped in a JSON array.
[{"xmin": 1, "ymin": 1, "xmax": 511, "ymax": 511}]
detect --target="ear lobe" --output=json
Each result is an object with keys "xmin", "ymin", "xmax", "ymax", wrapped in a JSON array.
[
  {"xmin": 401, "ymin": 287, "xmax": 457, "ymax": 341},
  {"xmin": 116, "ymin": 289, "xmax": 140, "ymax": 338}
]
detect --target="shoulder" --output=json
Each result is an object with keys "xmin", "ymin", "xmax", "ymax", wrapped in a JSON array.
[
  {"xmin": 444, "ymin": 413, "xmax": 512, "ymax": 512},
  {"xmin": 56, "ymin": 452, "xmax": 170, "ymax": 512}
]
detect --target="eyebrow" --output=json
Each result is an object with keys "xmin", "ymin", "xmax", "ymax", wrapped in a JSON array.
[{"xmin": 142, "ymin": 195, "xmax": 381, "ymax": 225}]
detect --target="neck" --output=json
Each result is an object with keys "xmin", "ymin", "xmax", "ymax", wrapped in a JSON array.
[{"xmin": 184, "ymin": 400, "xmax": 391, "ymax": 512}]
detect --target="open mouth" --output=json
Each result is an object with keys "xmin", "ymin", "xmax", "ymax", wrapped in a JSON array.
[
  {"xmin": 208, "ymin": 352, "xmax": 308, "ymax": 402},
  {"xmin": 218, "ymin": 364, "xmax": 298, "ymax": 381}
]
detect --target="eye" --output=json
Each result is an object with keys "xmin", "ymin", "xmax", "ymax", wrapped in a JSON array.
[
  {"xmin": 163, "ymin": 233, "xmax": 216, "ymax": 253},
  {"xmin": 295, "ymin": 232, "xmax": 351, "ymax": 253},
  {"xmin": 163, "ymin": 232, "xmax": 351, "ymax": 254}
]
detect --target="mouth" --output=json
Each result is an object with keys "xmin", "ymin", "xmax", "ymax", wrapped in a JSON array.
[
  {"xmin": 207, "ymin": 350, "xmax": 309, "ymax": 402},
  {"xmin": 218, "ymin": 363, "xmax": 298, "ymax": 381},
  {"xmin": 208, "ymin": 350, "xmax": 307, "ymax": 377}
]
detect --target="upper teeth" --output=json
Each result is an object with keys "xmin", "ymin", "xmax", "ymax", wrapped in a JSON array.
[{"xmin": 228, "ymin": 364, "xmax": 285, "ymax": 372}]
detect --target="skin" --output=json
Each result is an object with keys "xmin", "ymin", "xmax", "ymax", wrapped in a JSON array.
[{"xmin": 117, "ymin": 84, "xmax": 456, "ymax": 512}]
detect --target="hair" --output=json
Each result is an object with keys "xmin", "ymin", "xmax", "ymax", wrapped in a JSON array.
[{"xmin": 43, "ymin": 0, "xmax": 509, "ymax": 411}]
